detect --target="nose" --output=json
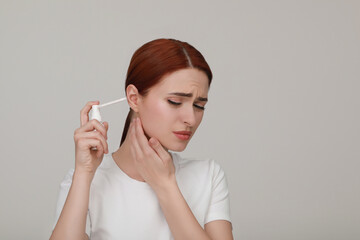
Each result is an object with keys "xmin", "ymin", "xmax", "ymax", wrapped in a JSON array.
[{"xmin": 181, "ymin": 105, "xmax": 196, "ymax": 127}]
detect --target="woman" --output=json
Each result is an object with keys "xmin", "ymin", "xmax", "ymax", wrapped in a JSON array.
[{"xmin": 50, "ymin": 38, "xmax": 233, "ymax": 240}]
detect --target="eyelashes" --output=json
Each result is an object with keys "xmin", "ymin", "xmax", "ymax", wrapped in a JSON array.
[
  {"xmin": 167, "ymin": 99, "xmax": 205, "ymax": 110},
  {"xmin": 168, "ymin": 99, "xmax": 181, "ymax": 106}
]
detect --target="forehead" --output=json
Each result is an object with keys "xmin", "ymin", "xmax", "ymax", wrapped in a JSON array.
[{"xmin": 152, "ymin": 68, "xmax": 209, "ymax": 96}]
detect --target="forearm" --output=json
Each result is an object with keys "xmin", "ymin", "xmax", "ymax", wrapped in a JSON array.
[
  {"xmin": 50, "ymin": 171, "xmax": 93, "ymax": 240},
  {"xmin": 155, "ymin": 180, "xmax": 211, "ymax": 240}
]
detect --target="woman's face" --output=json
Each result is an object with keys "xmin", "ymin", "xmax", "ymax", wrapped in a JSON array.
[{"xmin": 137, "ymin": 68, "xmax": 209, "ymax": 152}]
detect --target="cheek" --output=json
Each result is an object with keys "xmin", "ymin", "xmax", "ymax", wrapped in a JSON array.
[
  {"xmin": 140, "ymin": 100, "xmax": 171, "ymax": 136},
  {"xmin": 145, "ymin": 100, "xmax": 169, "ymax": 120},
  {"xmin": 194, "ymin": 113, "xmax": 204, "ymax": 129},
  {"xmin": 197, "ymin": 113, "xmax": 204, "ymax": 123}
]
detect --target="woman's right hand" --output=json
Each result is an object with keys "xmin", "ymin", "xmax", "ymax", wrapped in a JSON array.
[{"xmin": 73, "ymin": 101, "xmax": 109, "ymax": 175}]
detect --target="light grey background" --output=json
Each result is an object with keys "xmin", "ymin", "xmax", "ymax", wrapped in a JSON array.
[{"xmin": 0, "ymin": 0, "xmax": 359, "ymax": 239}]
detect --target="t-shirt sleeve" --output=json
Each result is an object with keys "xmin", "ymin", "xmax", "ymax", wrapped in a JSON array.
[
  {"xmin": 204, "ymin": 160, "xmax": 232, "ymax": 225},
  {"xmin": 52, "ymin": 168, "xmax": 91, "ymax": 236}
]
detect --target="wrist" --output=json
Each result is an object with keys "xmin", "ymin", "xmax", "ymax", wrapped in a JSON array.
[
  {"xmin": 153, "ymin": 176, "xmax": 178, "ymax": 199},
  {"xmin": 74, "ymin": 162, "xmax": 97, "ymax": 175},
  {"xmin": 73, "ymin": 168, "xmax": 95, "ymax": 184}
]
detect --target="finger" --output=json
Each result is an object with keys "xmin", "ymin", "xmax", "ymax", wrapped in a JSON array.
[
  {"xmin": 75, "ymin": 131, "xmax": 109, "ymax": 153},
  {"xmin": 80, "ymin": 101, "xmax": 100, "ymax": 127},
  {"xmin": 81, "ymin": 130, "xmax": 108, "ymax": 153},
  {"xmin": 87, "ymin": 139, "xmax": 106, "ymax": 158},
  {"xmin": 135, "ymin": 118, "xmax": 153, "ymax": 153},
  {"xmin": 102, "ymin": 121, "xmax": 109, "ymax": 139},
  {"xmin": 79, "ymin": 138, "xmax": 105, "ymax": 155},
  {"xmin": 77, "ymin": 119, "xmax": 108, "ymax": 140},
  {"xmin": 103, "ymin": 121, "xmax": 109, "ymax": 131},
  {"xmin": 130, "ymin": 118, "xmax": 143, "ymax": 160},
  {"xmin": 149, "ymin": 137, "xmax": 171, "ymax": 163}
]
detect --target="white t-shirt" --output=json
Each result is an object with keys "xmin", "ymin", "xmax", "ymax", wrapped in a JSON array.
[{"xmin": 53, "ymin": 152, "xmax": 231, "ymax": 239}]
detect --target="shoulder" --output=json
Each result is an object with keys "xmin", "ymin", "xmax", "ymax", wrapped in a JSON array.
[
  {"xmin": 171, "ymin": 152, "xmax": 225, "ymax": 181},
  {"xmin": 171, "ymin": 152, "xmax": 231, "ymax": 222}
]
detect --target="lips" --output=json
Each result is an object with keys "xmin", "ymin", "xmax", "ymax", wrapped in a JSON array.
[{"xmin": 173, "ymin": 131, "xmax": 192, "ymax": 140}]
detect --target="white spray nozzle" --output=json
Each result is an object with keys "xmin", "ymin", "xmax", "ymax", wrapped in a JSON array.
[
  {"xmin": 89, "ymin": 97, "xmax": 127, "ymax": 122},
  {"xmin": 98, "ymin": 97, "xmax": 127, "ymax": 108}
]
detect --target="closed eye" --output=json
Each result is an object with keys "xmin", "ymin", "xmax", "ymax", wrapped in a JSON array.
[
  {"xmin": 194, "ymin": 104, "xmax": 205, "ymax": 110},
  {"xmin": 168, "ymin": 99, "xmax": 181, "ymax": 105},
  {"xmin": 168, "ymin": 100, "xmax": 205, "ymax": 111}
]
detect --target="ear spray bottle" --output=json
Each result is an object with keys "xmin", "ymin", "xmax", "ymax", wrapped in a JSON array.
[{"xmin": 89, "ymin": 97, "xmax": 127, "ymax": 151}]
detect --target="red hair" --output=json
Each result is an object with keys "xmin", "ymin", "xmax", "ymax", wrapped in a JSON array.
[{"xmin": 120, "ymin": 38, "xmax": 212, "ymax": 146}]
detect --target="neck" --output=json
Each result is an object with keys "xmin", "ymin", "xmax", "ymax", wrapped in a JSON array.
[{"xmin": 111, "ymin": 134, "xmax": 145, "ymax": 182}]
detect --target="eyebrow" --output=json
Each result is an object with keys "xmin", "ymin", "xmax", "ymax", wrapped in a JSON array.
[{"xmin": 168, "ymin": 92, "xmax": 208, "ymax": 102}]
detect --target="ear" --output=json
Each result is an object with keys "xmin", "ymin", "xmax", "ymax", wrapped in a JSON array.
[{"xmin": 126, "ymin": 84, "xmax": 141, "ymax": 112}]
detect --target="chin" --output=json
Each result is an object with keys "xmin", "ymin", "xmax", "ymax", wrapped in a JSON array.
[
  {"xmin": 148, "ymin": 132, "xmax": 189, "ymax": 152},
  {"xmin": 169, "ymin": 146, "xmax": 186, "ymax": 152},
  {"xmin": 163, "ymin": 142, "xmax": 188, "ymax": 152}
]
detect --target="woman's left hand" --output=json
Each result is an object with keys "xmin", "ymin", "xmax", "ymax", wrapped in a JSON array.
[{"xmin": 129, "ymin": 117, "xmax": 176, "ymax": 192}]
